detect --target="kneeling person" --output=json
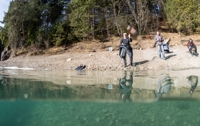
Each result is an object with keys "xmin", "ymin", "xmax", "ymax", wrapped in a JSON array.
[{"xmin": 186, "ymin": 38, "xmax": 198, "ymax": 56}]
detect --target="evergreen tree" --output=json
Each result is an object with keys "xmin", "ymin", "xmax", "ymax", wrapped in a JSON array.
[
  {"xmin": 68, "ymin": 0, "xmax": 96, "ymax": 40},
  {"xmin": 165, "ymin": 0, "xmax": 200, "ymax": 34}
]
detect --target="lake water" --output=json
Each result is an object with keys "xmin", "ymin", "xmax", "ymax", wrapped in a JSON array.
[{"xmin": 0, "ymin": 68, "xmax": 200, "ymax": 126}]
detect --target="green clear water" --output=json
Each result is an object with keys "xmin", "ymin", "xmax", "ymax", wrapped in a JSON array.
[
  {"xmin": 0, "ymin": 69, "xmax": 200, "ymax": 126},
  {"xmin": 0, "ymin": 100, "xmax": 200, "ymax": 126}
]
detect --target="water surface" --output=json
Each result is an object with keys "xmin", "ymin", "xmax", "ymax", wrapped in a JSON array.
[{"xmin": 0, "ymin": 69, "xmax": 200, "ymax": 126}]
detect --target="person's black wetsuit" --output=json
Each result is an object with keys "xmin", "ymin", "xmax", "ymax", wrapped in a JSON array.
[{"xmin": 119, "ymin": 38, "xmax": 133, "ymax": 67}]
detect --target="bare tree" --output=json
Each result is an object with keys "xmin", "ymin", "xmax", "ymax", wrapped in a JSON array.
[
  {"xmin": 111, "ymin": 0, "xmax": 126, "ymax": 35},
  {"xmin": 126, "ymin": 0, "xmax": 151, "ymax": 35}
]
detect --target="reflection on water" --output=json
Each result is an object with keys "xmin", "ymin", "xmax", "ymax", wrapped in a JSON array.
[
  {"xmin": 155, "ymin": 74, "xmax": 173, "ymax": 100},
  {"xmin": 119, "ymin": 71, "xmax": 133, "ymax": 102},
  {"xmin": 1, "ymin": 69, "xmax": 200, "ymax": 125},
  {"xmin": 187, "ymin": 75, "xmax": 198, "ymax": 95},
  {"xmin": 0, "ymin": 69, "xmax": 200, "ymax": 101}
]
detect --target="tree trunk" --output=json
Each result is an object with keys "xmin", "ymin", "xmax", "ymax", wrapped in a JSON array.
[
  {"xmin": 126, "ymin": 0, "xmax": 150, "ymax": 35},
  {"xmin": 104, "ymin": 7, "xmax": 110, "ymax": 40},
  {"xmin": 92, "ymin": 8, "xmax": 95, "ymax": 40},
  {"xmin": 112, "ymin": 0, "xmax": 120, "ymax": 35}
]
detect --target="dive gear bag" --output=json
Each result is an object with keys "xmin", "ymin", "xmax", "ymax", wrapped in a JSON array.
[{"xmin": 119, "ymin": 46, "xmax": 127, "ymax": 58}]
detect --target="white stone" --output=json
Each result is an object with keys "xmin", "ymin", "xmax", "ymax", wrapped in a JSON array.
[
  {"xmin": 67, "ymin": 58, "xmax": 71, "ymax": 61},
  {"xmin": 66, "ymin": 80, "xmax": 71, "ymax": 84},
  {"xmin": 109, "ymin": 47, "xmax": 113, "ymax": 51}
]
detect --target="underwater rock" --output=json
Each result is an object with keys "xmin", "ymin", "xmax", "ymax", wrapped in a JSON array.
[
  {"xmin": 24, "ymin": 94, "xmax": 28, "ymax": 98},
  {"xmin": 83, "ymin": 117, "xmax": 87, "ymax": 121},
  {"xmin": 95, "ymin": 118, "xmax": 100, "ymax": 122}
]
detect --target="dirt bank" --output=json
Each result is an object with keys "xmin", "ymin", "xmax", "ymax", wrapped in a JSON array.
[{"xmin": 0, "ymin": 33, "xmax": 200, "ymax": 71}]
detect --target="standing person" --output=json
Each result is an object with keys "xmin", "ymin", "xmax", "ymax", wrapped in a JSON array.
[
  {"xmin": 154, "ymin": 31, "xmax": 166, "ymax": 60},
  {"xmin": 119, "ymin": 33, "xmax": 133, "ymax": 67}
]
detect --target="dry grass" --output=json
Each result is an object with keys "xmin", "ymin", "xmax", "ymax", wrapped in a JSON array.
[{"xmin": 15, "ymin": 32, "xmax": 200, "ymax": 56}]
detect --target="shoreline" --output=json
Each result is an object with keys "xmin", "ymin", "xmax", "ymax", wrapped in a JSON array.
[{"xmin": 0, "ymin": 45, "xmax": 199, "ymax": 71}]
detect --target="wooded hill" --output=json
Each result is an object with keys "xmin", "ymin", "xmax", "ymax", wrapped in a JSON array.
[{"xmin": 0, "ymin": 0, "xmax": 200, "ymax": 54}]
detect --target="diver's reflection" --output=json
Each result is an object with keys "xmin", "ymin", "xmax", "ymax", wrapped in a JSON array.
[
  {"xmin": 0, "ymin": 74, "xmax": 9, "ymax": 85},
  {"xmin": 119, "ymin": 71, "xmax": 133, "ymax": 102},
  {"xmin": 187, "ymin": 75, "xmax": 198, "ymax": 95},
  {"xmin": 155, "ymin": 75, "xmax": 173, "ymax": 100}
]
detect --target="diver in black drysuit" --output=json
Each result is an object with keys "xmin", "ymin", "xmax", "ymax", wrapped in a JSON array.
[
  {"xmin": 119, "ymin": 33, "xmax": 133, "ymax": 67},
  {"xmin": 119, "ymin": 71, "xmax": 133, "ymax": 102}
]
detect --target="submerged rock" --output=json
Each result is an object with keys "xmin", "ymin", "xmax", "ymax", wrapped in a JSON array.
[{"xmin": 95, "ymin": 118, "xmax": 100, "ymax": 122}]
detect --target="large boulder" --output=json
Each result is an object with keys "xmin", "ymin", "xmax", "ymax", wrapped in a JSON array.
[{"xmin": 1, "ymin": 46, "xmax": 12, "ymax": 61}]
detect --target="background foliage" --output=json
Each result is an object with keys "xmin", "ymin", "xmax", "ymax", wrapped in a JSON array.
[{"xmin": 0, "ymin": 0, "xmax": 200, "ymax": 54}]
